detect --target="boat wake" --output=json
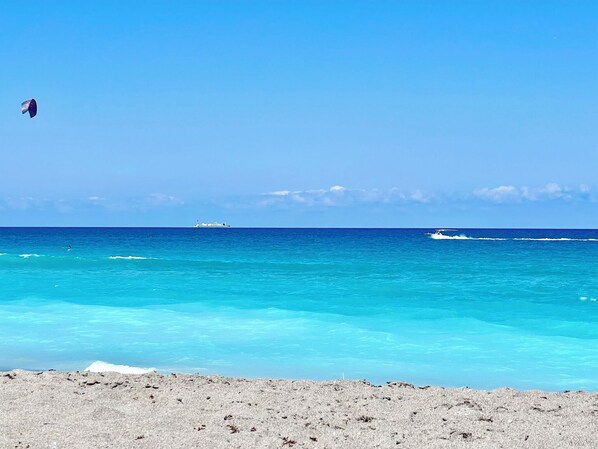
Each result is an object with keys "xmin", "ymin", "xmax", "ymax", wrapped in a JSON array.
[
  {"xmin": 429, "ymin": 233, "xmax": 506, "ymax": 241},
  {"xmin": 429, "ymin": 233, "xmax": 469, "ymax": 240},
  {"xmin": 513, "ymin": 238, "xmax": 598, "ymax": 242},
  {"xmin": 429, "ymin": 232, "xmax": 598, "ymax": 242}
]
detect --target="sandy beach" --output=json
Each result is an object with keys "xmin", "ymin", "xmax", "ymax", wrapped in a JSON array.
[{"xmin": 1, "ymin": 370, "xmax": 596, "ymax": 448}]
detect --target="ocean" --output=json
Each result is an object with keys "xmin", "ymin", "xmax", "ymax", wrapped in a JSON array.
[{"xmin": 1, "ymin": 227, "xmax": 597, "ymax": 391}]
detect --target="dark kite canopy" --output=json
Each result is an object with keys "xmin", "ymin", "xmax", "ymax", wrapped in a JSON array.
[{"xmin": 21, "ymin": 99, "xmax": 37, "ymax": 118}]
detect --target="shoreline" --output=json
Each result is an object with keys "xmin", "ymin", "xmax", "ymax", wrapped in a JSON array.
[{"xmin": 2, "ymin": 370, "xmax": 597, "ymax": 448}]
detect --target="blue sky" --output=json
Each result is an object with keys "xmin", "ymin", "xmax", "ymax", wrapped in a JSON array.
[{"xmin": 1, "ymin": 1, "xmax": 597, "ymax": 227}]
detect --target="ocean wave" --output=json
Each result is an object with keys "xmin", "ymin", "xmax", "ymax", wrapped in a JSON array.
[
  {"xmin": 19, "ymin": 253, "xmax": 41, "ymax": 258},
  {"xmin": 84, "ymin": 361, "xmax": 156, "ymax": 374},
  {"xmin": 108, "ymin": 255, "xmax": 155, "ymax": 260}
]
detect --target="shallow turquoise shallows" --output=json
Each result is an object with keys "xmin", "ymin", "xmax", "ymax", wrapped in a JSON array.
[{"xmin": 1, "ymin": 228, "xmax": 597, "ymax": 391}]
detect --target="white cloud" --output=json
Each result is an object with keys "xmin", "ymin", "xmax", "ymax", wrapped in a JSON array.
[
  {"xmin": 474, "ymin": 185, "xmax": 520, "ymax": 203},
  {"xmin": 100, "ymin": 193, "xmax": 185, "ymax": 211},
  {"xmin": 257, "ymin": 182, "xmax": 595, "ymax": 210},
  {"xmin": 4, "ymin": 196, "xmax": 40, "ymax": 210},
  {"xmin": 1, "ymin": 197, "xmax": 74, "ymax": 213},
  {"xmin": 0, "ymin": 193, "xmax": 185, "ymax": 213},
  {"xmin": 474, "ymin": 183, "xmax": 593, "ymax": 203},
  {"xmin": 258, "ymin": 185, "xmax": 433, "ymax": 208},
  {"xmin": 145, "ymin": 193, "xmax": 184, "ymax": 207}
]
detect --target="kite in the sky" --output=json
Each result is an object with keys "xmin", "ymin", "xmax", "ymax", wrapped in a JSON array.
[{"xmin": 21, "ymin": 98, "xmax": 37, "ymax": 118}]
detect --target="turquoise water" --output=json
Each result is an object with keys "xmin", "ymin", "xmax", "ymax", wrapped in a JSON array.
[{"xmin": 1, "ymin": 228, "xmax": 597, "ymax": 391}]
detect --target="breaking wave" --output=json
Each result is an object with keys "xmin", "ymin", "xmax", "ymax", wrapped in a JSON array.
[
  {"xmin": 108, "ymin": 255, "xmax": 155, "ymax": 260},
  {"xmin": 85, "ymin": 361, "xmax": 156, "ymax": 374}
]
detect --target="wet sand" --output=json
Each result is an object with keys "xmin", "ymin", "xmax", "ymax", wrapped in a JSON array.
[{"xmin": 1, "ymin": 370, "xmax": 597, "ymax": 448}]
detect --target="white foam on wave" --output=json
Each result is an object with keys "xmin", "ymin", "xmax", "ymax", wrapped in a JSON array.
[
  {"xmin": 468, "ymin": 237, "xmax": 507, "ymax": 241},
  {"xmin": 513, "ymin": 238, "xmax": 598, "ymax": 242},
  {"xmin": 84, "ymin": 361, "xmax": 156, "ymax": 374},
  {"xmin": 429, "ymin": 233, "xmax": 597, "ymax": 242},
  {"xmin": 19, "ymin": 253, "xmax": 41, "ymax": 258},
  {"xmin": 429, "ymin": 234, "xmax": 506, "ymax": 241},
  {"xmin": 108, "ymin": 255, "xmax": 154, "ymax": 260},
  {"xmin": 429, "ymin": 233, "xmax": 469, "ymax": 240}
]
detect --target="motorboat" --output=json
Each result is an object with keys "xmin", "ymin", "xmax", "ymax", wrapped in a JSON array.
[{"xmin": 427, "ymin": 229, "xmax": 463, "ymax": 239}]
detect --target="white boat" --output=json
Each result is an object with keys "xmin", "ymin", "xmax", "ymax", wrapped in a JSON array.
[
  {"xmin": 427, "ymin": 229, "xmax": 465, "ymax": 240},
  {"xmin": 194, "ymin": 221, "xmax": 230, "ymax": 228}
]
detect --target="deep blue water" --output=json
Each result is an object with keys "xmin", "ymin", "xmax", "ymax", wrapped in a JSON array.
[{"xmin": 1, "ymin": 227, "xmax": 597, "ymax": 390}]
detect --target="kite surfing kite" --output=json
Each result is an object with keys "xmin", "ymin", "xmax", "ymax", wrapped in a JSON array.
[{"xmin": 21, "ymin": 98, "xmax": 37, "ymax": 118}]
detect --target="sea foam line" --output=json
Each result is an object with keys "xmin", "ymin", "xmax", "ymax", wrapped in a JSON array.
[
  {"xmin": 85, "ymin": 361, "xmax": 156, "ymax": 374},
  {"xmin": 108, "ymin": 255, "xmax": 155, "ymax": 260},
  {"xmin": 19, "ymin": 253, "xmax": 41, "ymax": 258}
]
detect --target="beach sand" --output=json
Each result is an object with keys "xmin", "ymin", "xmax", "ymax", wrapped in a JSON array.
[{"xmin": 1, "ymin": 370, "xmax": 596, "ymax": 448}]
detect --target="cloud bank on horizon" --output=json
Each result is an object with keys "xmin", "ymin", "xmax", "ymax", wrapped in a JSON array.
[
  {"xmin": 2, "ymin": 182, "xmax": 595, "ymax": 214},
  {"xmin": 1, "ymin": 182, "xmax": 596, "ymax": 227},
  {"xmin": 473, "ymin": 183, "xmax": 593, "ymax": 204},
  {"xmin": 256, "ymin": 185, "xmax": 432, "ymax": 208},
  {"xmin": 255, "ymin": 183, "xmax": 596, "ymax": 209}
]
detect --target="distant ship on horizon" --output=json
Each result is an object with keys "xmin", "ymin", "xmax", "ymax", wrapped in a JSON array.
[{"xmin": 194, "ymin": 221, "xmax": 231, "ymax": 228}]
